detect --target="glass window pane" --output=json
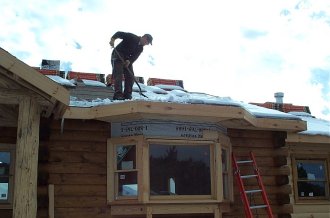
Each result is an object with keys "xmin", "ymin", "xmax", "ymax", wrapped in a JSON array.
[
  {"xmin": 150, "ymin": 144, "xmax": 211, "ymax": 195},
  {"xmin": 116, "ymin": 145, "xmax": 136, "ymax": 170},
  {"xmin": 116, "ymin": 171, "xmax": 138, "ymax": 197},
  {"xmin": 296, "ymin": 161, "xmax": 325, "ymax": 180},
  {"xmin": 0, "ymin": 152, "xmax": 10, "ymax": 176},
  {"xmin": 297, "ymin": 181, "xmax": 326, "ymax": 197},
  {"xmin": 0, "ymin": 182, "xmax": 8, "ymax": 200}
]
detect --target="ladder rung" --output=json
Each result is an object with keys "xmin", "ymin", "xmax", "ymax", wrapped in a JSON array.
[
  {"xmin": 245, "ymin": 189, "xmax": 262, "ymax": 194},
  {"xmin": 237, "ymin": 160, "xmax": 253, "ymax": 164},
  {"xmin": 241, "ymin": 174, "xmax": 257, "ymax": 179},
  {"xmin": 250, "ymin": 204, "xmax": 268, "ymax": 209}
]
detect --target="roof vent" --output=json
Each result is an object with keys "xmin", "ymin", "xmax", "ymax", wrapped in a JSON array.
[{"xmin": 274, "ymin": 92, "xmax": 284, "ymax": 104}]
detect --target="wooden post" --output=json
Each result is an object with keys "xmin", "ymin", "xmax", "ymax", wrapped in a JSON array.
[
  {"xmin": 13, "ymin": 97, "xmax": 40, "ymax": 218},
  {"xmin": 146, "ymin": 206, "xmax": 152, "ymax": 218},
  {"xmin": 214, "ymin": 206, "xmax": 221, "ymax": 218},
  {"xmin": 48, "ymin": 184, "xmax": 55, "ymax": 218}
]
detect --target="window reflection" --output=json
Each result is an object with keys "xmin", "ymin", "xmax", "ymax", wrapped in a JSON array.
[
  {"xmin": 115, "ymin": 145, "xmax": 138, "ymax": 197},
  {"xmin": 0, "ymin": 152, "xmax": 10, "ymax": 200},
  {"xmin": 150, "ymin": 144, "xmax": 211, "ymax": 195},
  {"xmin": 296, "ymin": 160, "xmax": 327, "ymax": 198}
]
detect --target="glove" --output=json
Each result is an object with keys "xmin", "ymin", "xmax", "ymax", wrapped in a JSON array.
[
  {"xmin": 109, "ymin": 38, "xmax": 115, "ymax": 48},
  {"xmin": 124, "ymin": 60, "xmax": 130, "ymax": 68}
]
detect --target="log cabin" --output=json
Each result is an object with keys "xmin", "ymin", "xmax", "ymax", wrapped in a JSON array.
[{"xmin": 0, "ymin": 47, "xmax": 329, "ymax": 218}]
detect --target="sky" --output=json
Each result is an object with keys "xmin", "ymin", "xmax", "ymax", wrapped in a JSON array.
[{"xmin": 1, "ymin": 0, "xmax": 330, "ymax": 121}]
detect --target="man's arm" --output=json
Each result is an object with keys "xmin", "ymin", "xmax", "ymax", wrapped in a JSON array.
[{"xmin": 109, "ymin": 31, "xmax": 127, "ymax": 47}]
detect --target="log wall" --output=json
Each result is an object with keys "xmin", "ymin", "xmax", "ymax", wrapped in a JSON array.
[
  {"xmin": 38, "ymin": 119, "xmax": 110, "ymax": 218},
  {"xmin": 226, "ymin": 129, "xmax": 291, "ymax": 218}
]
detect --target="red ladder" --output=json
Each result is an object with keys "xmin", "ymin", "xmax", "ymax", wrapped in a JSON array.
[{"xmin": 232, "ymin": 151, "xmax": 274, "ymax": 218}]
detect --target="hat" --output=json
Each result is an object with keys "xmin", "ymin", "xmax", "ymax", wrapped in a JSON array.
[{"xmin": 144, "ymin": 34, "xmax": 153, "ymax": 45}]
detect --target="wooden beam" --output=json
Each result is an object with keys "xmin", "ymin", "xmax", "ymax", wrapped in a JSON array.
[
  {"xmin": 13, "ymin": 97, "xmax": 40, "ymax": 218},
  {"xmin": 0, "ymin": 48, "xmax": 70, "ymax": 105},
  {"xmin": 48, "ymin": 184, "xmax": 55, "ymax": 218},
  {"xmin": 254, "ymin": 117, "xmax": 307, "ymax": 132},
  {"xmin": 63, "ymin": 101, "xmax": 307, "ymax": 132},
  {"xmin": 287, "ymin": 132, "xmax": 330, "ymax": 144}
]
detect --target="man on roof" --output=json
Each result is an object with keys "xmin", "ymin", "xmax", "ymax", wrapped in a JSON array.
[{"xmin": 109, "ymin": 31, "xmax": 153, "ymax": 100}]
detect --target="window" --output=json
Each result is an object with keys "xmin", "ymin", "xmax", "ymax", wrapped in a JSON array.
[
  {"xmin": 107, "ymin": 136, "xmax": 231, "ymax": 203},
  {"xmin": 0, "ymin": 144, "xmax": 14, "ymax": 206},
  {"xmin": 293, "ymin": 158, "xmax": 329, "ymax": 201},
  {"xmin": 107, "ymin": 137, "xmax": 141, "ymax": 202},
  {"xmin": 149, "ymin": 143, "xmax": 211, "ymax": 196},
  {"xmin": 116, "ymin": 145, "xmax": 138, "ymax": 197}
]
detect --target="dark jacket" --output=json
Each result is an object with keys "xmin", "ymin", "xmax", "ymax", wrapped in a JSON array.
[{"xmin": 111, "ymin": 31, "xmax": 143, "ymax": 64}]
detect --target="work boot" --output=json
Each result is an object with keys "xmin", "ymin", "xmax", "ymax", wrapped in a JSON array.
[
  {"xmin": 113, "ymin": 92, "xmax": 124, "ymax": 100},
  {"xmin": 124, "ymin": 92, "xmax": 132, "ymax": 100}
]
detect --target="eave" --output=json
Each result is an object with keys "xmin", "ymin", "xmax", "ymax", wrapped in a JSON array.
[
  {"xmin": 287, "ymin": 132, "xmax": 330, "ymax": 144},
  {"xmin": 63, "ymin": 101, "xmax": 307, "ymax": 132},
  {"xmin": 0, "ymin": 48, "xmax": 70, "ymax": 106},
  {"xmin": 0, "ymin": 48, "xmax": 70, "ymax": 119}
]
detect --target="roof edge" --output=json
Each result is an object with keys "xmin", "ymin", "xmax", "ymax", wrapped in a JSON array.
[
  {"xmin": 0, "ymin": 48, "xmax": 70, "ymax": 106},
  {"xmin": 63, "ymin": 101, "xmax": 307, "ymax": 132}
]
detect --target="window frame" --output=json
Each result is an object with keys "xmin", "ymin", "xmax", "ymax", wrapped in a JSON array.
[
  {"xmin": 107, "ymin": 136, "xmax": 143, "ymax": 203},
  {"xmin": 147, "ymin": 138, "xmax": 215, "ymax": 201},
  {"xmin": 292, "ymin": 155, "xmax": 330, "ymax": 203},
  {"xmin": 0, "ymin": 143, "xmax": 15, "ymax": 208},
  {"xmin": 107, "ymin": 134, "xmax": 232, "ymax": 204}
]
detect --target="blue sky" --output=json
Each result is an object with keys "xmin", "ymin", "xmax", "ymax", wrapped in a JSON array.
[{"xmin": 1, "ymin": 0, "xmax": 330, "ymax": 121}]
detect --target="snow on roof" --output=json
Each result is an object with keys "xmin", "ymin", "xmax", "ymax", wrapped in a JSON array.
[
  {"xmin": 46, "ymin": 75, "xmax": 75, "ymax": 87},
  {"xmin": 48, "ymin": 76, "xmax": 330, "ymax": 137},
  {"xmin": 288, "ymin": 112, "xmax": 330, "ymax": 137}
]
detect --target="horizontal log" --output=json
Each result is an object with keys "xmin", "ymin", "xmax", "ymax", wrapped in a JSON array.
[
  {"xmin": 54, "ymin": 207, "xmax": 108, "ymax": 218},
  {"xmin": 233, "ymin": 156, "xmax": 277, "ymax": 167},
  {"xmin": 235, "ymin": 175, "xmax": 288, "ymax": 186},
  {"xmin": 54, "ymin": 184, "xmax": 106, "ymax": 196},
  {"xmin": 40, "ymin": 162, "xmax": 106, "ymax": 174},
  {"xmin": 233, "ymin": 194, "xmax": 283, "ymax": 205},
  {"xmin": 48, "ymin": 173, "xmax": 106, "ymax": 185},
  {"xmin": 235, "ymin": 166, "xmax": 290, "ymax": 176},
  {"xmin": 54, "ymin": 196, "xmax": 106, "ymax": 207},
  {"xmin": 230, "ymin": 204, "xmax": 293, "ymax": 215},
  {"xmin": 228, "ymin": 129, "xmax": 274, "ymax": 139},
  {"xmin": 289, "ymin": 145, "xmax": 330, "ymax": 154},
  {"xmin": 292, "ymin": 213, "xmax": 330, "ymax": 218},
  {"xmin": 51, "ymin": 119, "xmax": 110, "ymax": 131},
  {"xmin": 50, "ymin": 130, "xmax": 109, "ymax": 142},
  {"xmin": 293, "ymin": 204, "xmax": 330, "ymax": 213},
  {"xmin": 233, "ymin": 184, "xmax": 292, "ymax": 195},
  {"xmin": 49, "ymin": 151, "xmax": 106, "ymax": 163},
  {"xmin": 48, "ymin": 141, "xmax": 106, "ymax": 152},
  {"xmin": 233, "ymin": 147, "xmax": 289, "ymax": 157},
  {"xmin": 231, "ymin": 138, "xmax": 275, "ymax": 148}
]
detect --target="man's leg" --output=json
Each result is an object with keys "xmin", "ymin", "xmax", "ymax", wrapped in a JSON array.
[
  {"xmin": 123, "ymin": 65, "xmax": 134, "ymax": 100},
  {"xmin": 112, "ymin": 60, "xmax": 125, "ymax": 100}
]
